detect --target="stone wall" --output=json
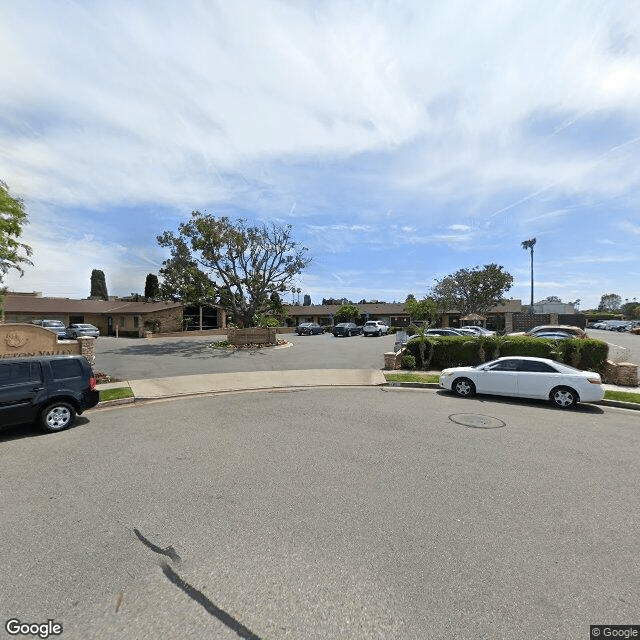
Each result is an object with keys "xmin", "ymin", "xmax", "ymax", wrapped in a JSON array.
[
  {"xmin": 384, "ymin": 350, "xmax": 404, "ymax": 370},
  {"xmin": 0, "ymin": 324, "xmax": 95, "ymax": 365},
  {"xmin": 602, "ymin": 360, "xmax": 639, "ymax": 387}
]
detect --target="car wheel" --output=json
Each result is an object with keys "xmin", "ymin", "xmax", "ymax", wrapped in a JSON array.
[
  {"xmin": 40, "ymin": 402, "xmax": 76, "ymax": 432},
  {"xmin": 452, "ymin": 377, "xmax": 476, "ymax": 398},
  {"xmin": 550, "ymin": 386, "xmax": 578, "ymax": 409}
]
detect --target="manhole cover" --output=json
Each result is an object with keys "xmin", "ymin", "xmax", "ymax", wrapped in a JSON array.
[{"xmin": 449, "ymin": 413, "xmax": 506, "ymax": 429}]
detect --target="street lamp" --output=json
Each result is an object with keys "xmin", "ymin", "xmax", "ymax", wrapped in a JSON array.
[{"xmin": 521, "ymin": 238, "xmax": 536, "ymax": 313}]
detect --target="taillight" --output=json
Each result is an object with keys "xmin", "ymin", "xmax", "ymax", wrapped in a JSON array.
[
  {"xmin": 90, "ymin": 377, "xmax": 96, "ymax": 390},
  {"xmin": 587, "ymin": 377, "xmax": 601, "ymax": 384}
]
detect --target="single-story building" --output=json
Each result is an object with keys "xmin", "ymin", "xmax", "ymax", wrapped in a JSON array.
[
  {"xmin": 1, "ymin": 292, "xmax": 185, "ymax": 336},
  {"xmin": 284, "ymin": 300, "xmax": 526, "ymax": 330},
  {"xmin": 284, "ymin": 303, "xmax": 412, "ymax": 327}
]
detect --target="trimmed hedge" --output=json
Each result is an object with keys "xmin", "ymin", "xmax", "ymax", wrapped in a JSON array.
[{"xmin": 404, "ymin": 336, "xmax": 608, "ymax": 371}]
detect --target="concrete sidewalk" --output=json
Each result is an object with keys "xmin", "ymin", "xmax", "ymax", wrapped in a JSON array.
[{"xmin": 99, "ymin": 369, "xmax": 387, "ymax": 399}]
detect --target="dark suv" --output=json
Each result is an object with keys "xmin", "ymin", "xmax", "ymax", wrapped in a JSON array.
[{"xmin": 0, "ymin": 356, "xmax": 100, "ymax": 432}]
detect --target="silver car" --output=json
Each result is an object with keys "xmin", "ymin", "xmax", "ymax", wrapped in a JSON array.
[{"xmin": 66, "ymin": 323, "xmax": 100, "ymax": 339}]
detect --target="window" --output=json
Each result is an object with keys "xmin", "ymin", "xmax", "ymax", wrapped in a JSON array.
[
  {"xmin": 488, "ymin": 360, "xmax": 519, "ymax": 371},
  {"xmin": 518, "ymin": 360, "xmax": 559, "ymax": 373},
  {"xmin": 0, "ymin": 362, "xmax": 42, "ymax": 384},
  {"xmin": 51, "ymin": 359, "xmax": 83, "ymax": 380},
  {"xmin": 133, "ymin": 316, "xmax": 139, "ymax": 329}
]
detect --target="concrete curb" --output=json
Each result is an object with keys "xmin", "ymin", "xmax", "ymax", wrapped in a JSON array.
[
  {"xmin": 97, "ymin": 396, "xmax": 135, "ymax": 408},
  {"xmin": 385, "ymin": 381, "xmax": 440, "ymax": 389},
  {"xmin": 598, "ymin": 399, "xmax": 640, "ymax": 411},
  {"xmin": 383, "ymin": 382, "xmax": 640, "ymax": 411}
]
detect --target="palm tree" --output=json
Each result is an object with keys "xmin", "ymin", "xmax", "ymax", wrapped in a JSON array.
[{"xmin": 521, "ymin": 238, "xmax": 537, "ymax": 313}]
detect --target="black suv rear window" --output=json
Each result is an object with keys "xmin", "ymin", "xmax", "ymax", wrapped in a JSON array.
[
  {"xmin": 0, "ymin": 361, "xmax": 42, "ymax": 383},
  {"xmin": 51, "ymin": 359, "xmax": 83, "ymax": 379}
]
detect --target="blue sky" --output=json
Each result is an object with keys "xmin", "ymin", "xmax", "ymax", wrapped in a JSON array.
[{"xmin": 2, "ymin": 0, "xmax": 640, "ymax": 309}]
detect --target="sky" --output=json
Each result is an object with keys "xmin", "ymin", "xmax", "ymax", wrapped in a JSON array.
[{"xmin": 2, "ymin": 0, "xmax": 640, "ymax": 309}]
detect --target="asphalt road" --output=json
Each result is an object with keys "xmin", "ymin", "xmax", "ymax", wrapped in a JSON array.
[
  {"xmin": 1, "ymin": 388, "xmax": 638, "ymax": 639},
  {"xmin": 93, "ymin": 332, "xmax": 397, "ymax": 380}
]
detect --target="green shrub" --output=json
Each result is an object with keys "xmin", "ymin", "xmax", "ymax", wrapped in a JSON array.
[
  {"xmin": 403, "ymin": 336, "xmax": 608, "ymax": 371},
  {"xmin": 255, "ymin": 314, "xmax": 280, "ymax": 328},
  {"xmin": 387, "ymin": 326, "xmax": 398, "ymax": 334},
  {"xmin": 406, "ymin": 325, "xmax": 418, "ymax": 336},
  {"xmin": 401, "ymin": 353, "xmax": 416, "ymax": 369}
]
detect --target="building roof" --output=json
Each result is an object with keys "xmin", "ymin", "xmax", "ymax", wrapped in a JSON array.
[
  {"xmin": 285, "ymin": 300, "xmax": 523, "ymax": 316},
  {"xmin": 3, "ymin": 294, "xmax": 182, "ymax": 315},
  {"xmin": 286, "ymin": 303, "xmax": 408, "ymax": 316}
]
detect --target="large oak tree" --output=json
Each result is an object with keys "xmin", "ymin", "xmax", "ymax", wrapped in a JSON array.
[
  {"xmin": 431, "ymin": 264, "xmax": 514, "ymax": 316},
  {"xmin": 158, "ymin": 212, "xmax": 310, "ymax": 327}
]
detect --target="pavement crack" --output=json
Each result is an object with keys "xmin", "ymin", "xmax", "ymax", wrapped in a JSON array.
[{"xmin": 133, "ymin": 528, "xmax": 182, "ymax": 563}]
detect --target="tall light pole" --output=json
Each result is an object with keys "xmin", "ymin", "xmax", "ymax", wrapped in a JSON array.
[{"xmin": 521, "ymin": 238, "xmax": 536, "ymax": 313}]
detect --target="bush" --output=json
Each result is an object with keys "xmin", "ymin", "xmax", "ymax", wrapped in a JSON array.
[
  {"xmin": 255, "ymin": 314, "xmax": 280, "ymax": 327},
  {"xmin": 403, "ymin": 336, "xmax": 609, "ymax": 371},
  {"xmin": 387, "ymin": 326, "xmax": 398, "ymax": 334},
  {"xmin": 401, "ymin": 353, "xmax": 416, "ymax": 369}
]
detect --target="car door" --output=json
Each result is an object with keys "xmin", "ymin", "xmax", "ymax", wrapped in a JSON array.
[
  {"xmin": 0, "ymin": 361, "xmax": 44, "ymax": 427},
  {"xmin": 516, "ymin": 360, "xmax": 562, "ymax": 399},
  {"xmin": 475, "ymin": 360, "xmax": 519, "ymax": 396}
]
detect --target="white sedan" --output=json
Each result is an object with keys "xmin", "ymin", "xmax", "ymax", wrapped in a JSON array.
[{"xmin": 439, "ymin": 356, "xmax": 604, "ymax": 408}]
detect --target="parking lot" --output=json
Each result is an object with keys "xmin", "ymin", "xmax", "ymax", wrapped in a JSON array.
[
  {"xmin": 94, "ymin": 332, "xmax": 398, "ymax": 380},
  {"xmin": 93, "ymin": 329, "xmax": 640, "ymax": 383}
]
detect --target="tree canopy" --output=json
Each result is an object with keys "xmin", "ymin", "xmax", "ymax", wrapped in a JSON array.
[
  {"xmin": 144, "ymin": 273, "xmax": 160, "ymax": 299},
  {"xmin": 333, "ymin": 304, "xmax": 361, "ymax": 323},
  {"xmin": 158, "ymin": 212, "xmax": 310, "ymax": 327},
  {"xmin": 90, "ymin": 269, "xmax": 109, "ymax": 300},
  {"xmin": 597, "ymin": 293, "xmax": 622, "ymax": 312},
  {"xmin": 431, "ymin": 264, "xmax": 514, "ymax": 315},
  {"xmin": 405, "ymin": 296, "xmax": 439, "ymax": 324},
  {"xmin": 0, "ymin": 181, "xmax": 33, "ymax": 285}
]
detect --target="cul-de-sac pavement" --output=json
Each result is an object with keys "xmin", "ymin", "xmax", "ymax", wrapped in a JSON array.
[{"xmin": 1, "ymin": 331, "xmax": 639, "ymax": 640}]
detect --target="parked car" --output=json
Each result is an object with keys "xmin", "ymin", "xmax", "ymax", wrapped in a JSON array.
[
  {"xmin": 66, "ymin": 323, "xmax": 100, "ymax": 339},
  {"xmin": 439, "ymin": 356, "xmax": 604, "ymax": 409},
  {"xmin": 31, "ymin": 319, "xmax": 67, "ymax": 338},
  {"xmin": 296, "ymin": 322, "xmax": 324, "ymax": 335},
  {"xmin": 363, "ymin": 320, "xmax": 389, "ymax": 336},
  {"xmin": 456, "ymin": 328, "xmax": 480, "ymax": 336},
  {"xmin": 519, "ymin": 325, "xmax": 588, "ymax": 339},
  {"xmin": 332, "ymin": 322, "xmax": 362, "ymax": 337},
  {"xmin": 530, "ymin": 331, "xmax": 573, "ymax": 340},
  {"xmin": 0, "ymin": 355, "xmax": 100, "ymax": 432},
  {"xmin": 423, "ymin": 328, "xmax": 463, "ymax": 336},
  {"xmin": 458, "ymin": 325, "xmax": 495, "ymax": 336}
]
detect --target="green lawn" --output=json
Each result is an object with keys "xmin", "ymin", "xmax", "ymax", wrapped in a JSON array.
[
  {"xmin": 99, "ymin": 387, "xmax": 134, "ymax": 402},
  {"xmin": 604, "ymin": 390, "xmax": 640, "ymax": 404},
  {"xmin": 385, "ymin": 373, "xmax": 440, "ymax": 384}
]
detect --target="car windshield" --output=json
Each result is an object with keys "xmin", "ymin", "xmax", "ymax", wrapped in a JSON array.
[{"xmin": 44, "ymin": 321, "xmax": 64, "ymax": 327}]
